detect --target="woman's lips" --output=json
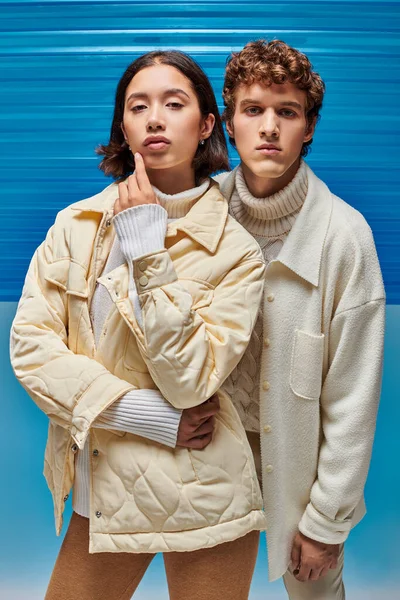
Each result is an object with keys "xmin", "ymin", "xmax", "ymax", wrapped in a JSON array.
[{"xmin": 145, "ymin": 141, "xmax": 170, "ymax": 151}]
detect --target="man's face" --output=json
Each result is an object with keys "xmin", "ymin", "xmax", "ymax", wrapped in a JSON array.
[{"xmin": 227, "ymin": 81, "xmax": 315, "ymax": 191}]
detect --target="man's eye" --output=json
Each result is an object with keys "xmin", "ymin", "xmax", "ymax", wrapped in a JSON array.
[
  {"xmin": 245, "ymin": 107, "xmax": 261, "ymax": 115},
  {"xmin": 280, "ymin": 109, "xmax": 296, "ymax": 117}
]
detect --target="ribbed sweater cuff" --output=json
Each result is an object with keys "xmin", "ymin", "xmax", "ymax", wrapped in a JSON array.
[
  {"xmin": 93, "ymin": 389, "xmax": 182, "ymax": 448},
  {"xmin": 298, "ymin": 502, "xmax": 352, "ymax": 545},
  {"xmin": 113, "ymin": 204, "xmax": 168, "ymax": 260}
]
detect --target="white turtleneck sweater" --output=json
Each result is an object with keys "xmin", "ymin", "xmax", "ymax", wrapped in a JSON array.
[
  {"xmin": 223, "ymin": 160, "xmax": 308, "ymax": 432},
  {"xmin": 73, "ymin": 178, "xmax": 210, "ymax": 518}
]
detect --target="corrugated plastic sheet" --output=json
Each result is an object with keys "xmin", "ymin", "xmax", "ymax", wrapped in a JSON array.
[{"xmin": 1, "ymin": 0, "xmax": 399, "ymax": 301}]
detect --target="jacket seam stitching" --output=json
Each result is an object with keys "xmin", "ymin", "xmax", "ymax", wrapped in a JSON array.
[{"xmin": 334, "ymin": 297, "xmax": 385, "ymax": 319}]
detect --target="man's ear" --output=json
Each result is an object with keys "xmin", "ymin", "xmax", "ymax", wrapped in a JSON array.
[
  {"xmin": 304, "ymin": 116, "xmax": 316, "ymax": 143},
  {"xmin": 226, "ymin": 120, "xmax": 235, "ymax": 139}
]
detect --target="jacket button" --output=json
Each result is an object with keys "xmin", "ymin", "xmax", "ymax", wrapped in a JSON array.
[
  {"xmin": 106, "ymin": 219, "xmax": 112, "ymax": 227},
  {"xmin": 263, "ymin": 425, "xmax": 272, "ymax": 433},
  {"xmin": 93, "ymin": 449, "xmax": 99, "ymax": 457},
  {"xmin": 264, "ymin": 338, "xmax": 270, "ymax": 347},
  {"xmin": 139, "ymin": 276, "xmax": 149, "ymax": 287},
  {"xmin": 267, "ymin": 293, "xmax": 275, "ymax": 302},
  {"xmin": 63, "ymin": 494, "xmax": 69, "ymax": 502},
  {"xmin": 262, "ymin": 381, "xmax": 270, "ymax": 391},
  {"xmin": 265, "ymin": 464, "xmax": 274, "ymax": 473},
  {"xmin": 95, "ymin": 511, "xmax": 102, "ymax": 518},
  {"xmin": 71, "ymin": 444, "xmax": 78, "ymax": 453},
  {"xmin": 138, "ymin": 260, "xmax": 148, "ymax": 272}
]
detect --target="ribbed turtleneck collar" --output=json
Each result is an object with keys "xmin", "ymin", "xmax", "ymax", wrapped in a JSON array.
[
  {"xmin": 229, "ymin": 160, "xmax": 308, "ymax": 237},
  {"xmin": 152, "ymin": 178, "xmax": 210, "ymax": 219}
]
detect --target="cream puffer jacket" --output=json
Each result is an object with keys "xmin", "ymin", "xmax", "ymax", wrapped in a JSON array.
[{"xmin": 10, "ymin": 180, "xmax": 267, "ymax": 553}]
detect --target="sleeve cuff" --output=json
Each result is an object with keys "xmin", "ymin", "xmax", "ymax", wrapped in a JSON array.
[
  {"xmin": 113, "ymin": 204, "xmax": 168, "ymax": 261},
  {"xmin": 94, "ymin": 389, "xmax": 182, "ymax": 448},
  {"xmin": 133, "ymin": 249, "xmax": 178, "ymax": 294},
  {"xmin": 298, "ymin": 502, "xmax": 352, "ymax": 545}
]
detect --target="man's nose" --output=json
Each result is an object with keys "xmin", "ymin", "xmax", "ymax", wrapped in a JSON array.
[{"xmin": 260, "ymin": 110, "xmax": 279, "ymax": 137}]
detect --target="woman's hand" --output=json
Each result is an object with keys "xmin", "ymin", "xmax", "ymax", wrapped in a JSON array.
[
  {"xmin": 114, "ymin": 152, "xmax": 159, "ymax": 216},
  {"xmin": 176, "ymin": 395, "xmax": 220, "ymax": 449}
]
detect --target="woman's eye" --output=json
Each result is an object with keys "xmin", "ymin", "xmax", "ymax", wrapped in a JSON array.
[
  {"xmin": 167, "ymin": 102, "xmax": 184, "ymax": 109},
  {"xmin": 131, "ymin": 105, "xmax": 147, "ymax": 112}
]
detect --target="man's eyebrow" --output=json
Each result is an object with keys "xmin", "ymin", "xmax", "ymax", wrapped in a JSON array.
[
  {"xmin": 239, "ymin": 98, "xmax": 260, "ymax": 107},
  {"xmin": 239, "ymin": 99, "xmax": 303, "ymax": 110},
  {"xmin": 278, "ymin": 101, "xmax": 303, "ymax": 110},
  {"xmin": 126, "ymin": 88, "xmax": 190, "ymax": 102}
]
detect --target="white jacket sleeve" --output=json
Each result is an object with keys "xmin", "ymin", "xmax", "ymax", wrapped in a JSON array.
[{"xmin": 298, "ymin": 298, "xmax": 385, "ymax": 544}]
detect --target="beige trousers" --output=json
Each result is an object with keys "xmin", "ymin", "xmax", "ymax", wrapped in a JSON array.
[
  {"xmin": 45, "ymin": 512, "xmax": 260, "ymax": 600},
  {"xmin": 246, "ymin": 431, "xmax": 346, "ymax": 600}
]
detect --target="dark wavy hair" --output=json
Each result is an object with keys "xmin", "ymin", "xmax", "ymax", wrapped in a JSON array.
[
  {"xmin": 97, "ymin": 50, "xmax": 229, "ymax": 181},
  {"xmin": 222, "ymin": 40, "xmax": 325, "ymax": 157}
]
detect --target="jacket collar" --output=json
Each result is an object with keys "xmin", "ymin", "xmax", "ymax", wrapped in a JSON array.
[
  {"xmin": 218, "ymin": 163, "xmax": 333, "ymax": 287},
  {"xmin": 70, "ymin": 180, "xmax": 228, "ymax": 254}
]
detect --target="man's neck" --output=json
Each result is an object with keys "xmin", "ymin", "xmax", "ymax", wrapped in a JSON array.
[{"xmin": 241, "ymin": 157, "xmax": 301, "ymax": 198}]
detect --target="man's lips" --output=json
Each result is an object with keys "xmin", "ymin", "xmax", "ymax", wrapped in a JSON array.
[{"xmin": 256, "ymin": 143, "xmax": 281, "ymax": 155}]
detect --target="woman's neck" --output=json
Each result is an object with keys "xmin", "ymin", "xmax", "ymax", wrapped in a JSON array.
[{"xmin": 146, "ymin": 164, "xmax": 196, "ymax": 195}]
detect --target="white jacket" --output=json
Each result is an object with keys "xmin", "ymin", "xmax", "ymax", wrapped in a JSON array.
[{"xmin": 217, "ymin": 164, "xmax": 385, "ymax": 580}]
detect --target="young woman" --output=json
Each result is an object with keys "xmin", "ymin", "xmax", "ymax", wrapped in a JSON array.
[{"xmin": 10, "ymin": 51, "xmax": 267, "ymax": 600}]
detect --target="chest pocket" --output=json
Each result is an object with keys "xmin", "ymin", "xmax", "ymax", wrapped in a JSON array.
[
  {"xmin": 44, "ymin": 258, "xmax": 90, "ymax": 354},
  {"xmin": 290, "ymin": 329, "xmax": 325, "ymax": 400}
]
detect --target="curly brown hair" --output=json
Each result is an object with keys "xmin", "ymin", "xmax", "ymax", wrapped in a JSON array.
[
  {"xmin": 222, "ymin": 39, "xmax": 325, "ymax": 156},
  {"xmin": 97, "ymin": 50, "xmax": 229, "ymax": 182}
]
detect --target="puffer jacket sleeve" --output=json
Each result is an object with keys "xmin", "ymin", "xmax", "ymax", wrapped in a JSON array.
[
  {"xmin": 10, "ymin": 224, "xmax": 136, "ymax": 450},
  {"xmin": 126, "ymin": 247, "xmax": 265, "ymax": 409}
]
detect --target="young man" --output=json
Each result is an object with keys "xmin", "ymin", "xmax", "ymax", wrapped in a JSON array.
[{"xmin": 213, "ymin": 39, "xmax": 385, "ymax": 599}]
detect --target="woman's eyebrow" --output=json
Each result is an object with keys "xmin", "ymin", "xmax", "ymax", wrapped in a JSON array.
[
  {"xmin": 164, "ymin": 88, "xmax": 190, "ymax": 99},
  {"xmin": 126, "ymin": 88, "xmax": 190, "ymax": 103}
]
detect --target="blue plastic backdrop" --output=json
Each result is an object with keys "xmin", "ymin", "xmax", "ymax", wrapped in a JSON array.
[{"xmin": 1, "ymin": 1, "xmax": 399, "ymax": 598}]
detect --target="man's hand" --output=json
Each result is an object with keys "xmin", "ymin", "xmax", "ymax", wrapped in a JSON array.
[
  {"xmin": 114, "ymin": 152, "xmax": 158, "ymax": 216},
  {"xmin": 290, "ymin": 532, "xmax": 340, "ymax": 582},
  {"xmin": 176, "ymin": 395, "xmax": 220, "ymax": 449}
]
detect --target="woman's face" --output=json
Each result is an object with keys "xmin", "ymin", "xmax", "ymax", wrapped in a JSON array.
[{"xmin": 121, "ymin": 64, "xmax": 215, "ymax": 179}]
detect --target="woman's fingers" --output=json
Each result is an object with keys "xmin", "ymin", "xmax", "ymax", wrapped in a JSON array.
[
  {"xmin": 115, "ymin": 154, "xmax": 157, "ymax": 214},
  {"xmin": 185, "ymin": 433, "xmax": 213, "ymax": 450},
  {"xmin": 134, "ymin": 153, "xmax": 158, "ymax": 203},
  {"xmin": 134, "ymin": 152, "xmax": 151, "ymax": 192},
  {"xmin": 190, "ymin": 416, "xmax": 215, "ymax": 439},
  {"xmin": 127, "ymin": 172, "xmax": 140, "ymax": 203},
  {"xmin": 114, "ymin": 182, "xmax": 129, "ymax": 215}
]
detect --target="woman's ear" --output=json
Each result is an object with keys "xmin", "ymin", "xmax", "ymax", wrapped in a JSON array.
[
  {"xmin": 120, "ymin": 122, "xmax": 128, "ymax": 144},
  {"xmin": 200, "ymin": 113, "xmax": 216, "ymax": 140}
]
